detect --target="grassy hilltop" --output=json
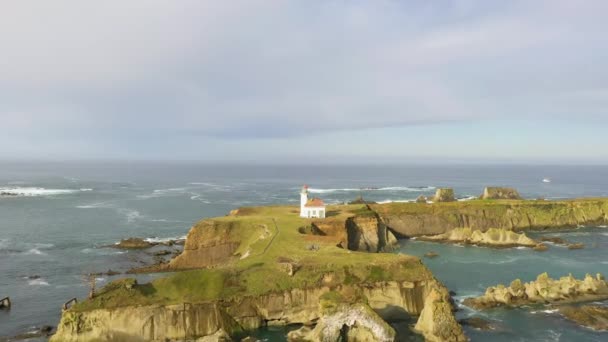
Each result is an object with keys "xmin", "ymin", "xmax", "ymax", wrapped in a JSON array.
[{"xmin": 73, "ymin": 204, "xmax": 430, "ymax": 312}]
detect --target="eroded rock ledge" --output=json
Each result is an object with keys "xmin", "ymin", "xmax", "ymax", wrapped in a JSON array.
[
  {"xmin": 418, "ymin": 227, "xmax": 537, "ymax": 248},
  {"xmin": 463, "ymin": 273, "xmax": 608, "ymax": 310}
]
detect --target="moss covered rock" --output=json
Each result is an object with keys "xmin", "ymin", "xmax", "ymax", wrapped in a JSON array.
[{"xmin": 480, "ymin": 187, "xmax": 522, "ymax": 200}]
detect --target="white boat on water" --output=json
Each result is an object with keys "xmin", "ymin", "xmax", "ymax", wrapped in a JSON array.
[{"xmin": 542, "ymin": 178, "xmax": 551, "ymax": 183}]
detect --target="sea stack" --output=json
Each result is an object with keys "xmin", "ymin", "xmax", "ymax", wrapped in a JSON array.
[
  {"xmin": 433, "ymin": 188, "xmax": 455, "ymax": 202},
  {"xmin": 480, "ymin": 187, "xmax": 522, "ymax": 200}
]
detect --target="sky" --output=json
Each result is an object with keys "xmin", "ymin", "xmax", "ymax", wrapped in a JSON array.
[{"xmin": 1, "ymin": 0, "xmax": 607, "ymax": 164}]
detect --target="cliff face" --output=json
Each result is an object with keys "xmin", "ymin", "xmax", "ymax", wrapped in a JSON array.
[
  {"xmin": 372, "ymin": 199, "xmax": 608, "ymax": 237},
  {"xmin": 346, "ymin": 216, "xmax": 398, "ymax": 253},
  {"xmin": 169, "ymin": 218, "xmax": 269, "ymax": 269},
  {"xmin": 51, "ymin": 280, "xmax": 443, "ymax": 342},
  {"xmin": 415, "ymin": 286, "xmax": 466, "ymax": 342}
]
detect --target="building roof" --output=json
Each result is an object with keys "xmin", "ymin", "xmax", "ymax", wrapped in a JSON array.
[{"xmin": 305, "ymin": 198, "xmax": 325, "ymax": 207}]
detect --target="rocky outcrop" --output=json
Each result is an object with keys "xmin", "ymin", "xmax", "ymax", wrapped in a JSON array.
[
  {"xmin": 51, "ymin": 302, "xmax": 241, "ymax": 342},
  {"xmin": 463, "ymin": 273, "xmax": 608, "ymax": 310},
  {"xmin": 414, "ymin": 286, "xmax": 466, "ymax": 342},
  {"xmin": 433, "ymin": 188, "xmax": 455, "ymax": 202},
  {"xmin": 480, "ymin": 187, "xmax": 522, "ymax": 200},
  {"xmin": 113, "ymin": 238, "xmax": 155, "ymax": 249},
  {"xmin": 169, "ymin": 219, "xmax": 269, "ymax": 269},
  {"xmin": 419, "ymin": 227, "xmax": 537, "ymax": 248},
  {"xmin": 346, "ymin": 216, "xmax": 398, "ymax": 253},
  {"xmin": 287, "ymin": 303, "xmax": 396, "ymax": 342},
  {"xmin": 52, "ymin": 279, "xmax": 455, "ymax": 342},
  {"xmin": 371, "ymin": 198, "xmax": 608, "ymax": 237},
  {"xmin": 559, "ymin": 305, "xmax": 608, "ymax": 331}
]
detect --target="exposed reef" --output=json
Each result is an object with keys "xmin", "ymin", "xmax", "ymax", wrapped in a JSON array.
[
  {"xmin": 463, "ymin": 273, "xmax": 608, "ymax": 310},
  {"xmin": 418, "ymin": 227, "xmax": 537, "ymax": 248},
  {"xmin": 559, "ymin": 305, "xmax": 608, "ymax": 331}
]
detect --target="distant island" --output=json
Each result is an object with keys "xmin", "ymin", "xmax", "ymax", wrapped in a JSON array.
[{"xmin": 50, "ymin": 187, "xmax": 608, "ymax": 341}]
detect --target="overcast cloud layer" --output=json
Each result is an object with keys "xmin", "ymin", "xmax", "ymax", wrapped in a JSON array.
[{"xmin": 1, "ymin": 0, "xmax": 607, "ymax": 162}]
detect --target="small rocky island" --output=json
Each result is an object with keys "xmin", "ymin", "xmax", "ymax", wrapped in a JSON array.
[
  {"xmin": 463, "ymin": 273, "xmax": 608, "ymax": 310},
  {"xmin": 50, "ymin": 188, "xmax": 608, "ymax": 341}
]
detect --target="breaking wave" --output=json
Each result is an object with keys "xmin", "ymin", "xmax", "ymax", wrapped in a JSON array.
[
  {"xmin": 307, "ymin": 186, "xmax": 436, "ymax": 194},
  {"xmin": 0, "ymin": 187, "xmax": 87, "ymax": 197},
  {"xmin": 142, "ymin": 235, "xmax": 187, "ymax": 244},
  {"xmin": 28, "ymin": 278, "xmax": 50, "ymax": 286}
]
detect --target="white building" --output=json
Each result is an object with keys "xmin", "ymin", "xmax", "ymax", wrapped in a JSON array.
[{"xmin": 300, "ymin": 185, "xmax": 326, "ymax": 218}]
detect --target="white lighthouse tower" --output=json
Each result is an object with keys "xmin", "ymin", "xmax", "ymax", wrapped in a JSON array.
[
  {"xmin": 299, "ymin": 184, "xmax": 326, "ymax": 218},
  {"xmin": 300, "ymin": 184, "xmax": 309, "ymax": 214}
]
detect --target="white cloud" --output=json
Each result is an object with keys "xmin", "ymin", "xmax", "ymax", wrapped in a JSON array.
[{"xmin": 0, "ymin": 0, "xmax": 607, "ymax": 159}]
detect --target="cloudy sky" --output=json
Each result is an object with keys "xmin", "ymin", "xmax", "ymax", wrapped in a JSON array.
[{"xmin": 1, "ymin": 0, "xmax": 607, "ymax": 163}]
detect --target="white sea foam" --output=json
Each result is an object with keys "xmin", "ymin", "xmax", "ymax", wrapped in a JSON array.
[
  {"xmin": 25, "ymin": 248, "xmax": 46, "ymax": 255},
  {"xmin": 0, "ymin": 187, "xmax": 84, "ymax": 197},
  {"xmin": 76, "ymin": 202, "xmax": 109, "ymax": 209},
  {"xmin": 457, "ymin": 196, "xmax": 477, "ymax": 201},
  {"xmin": 28, "ymin": 278, "xmax": 50, "ymax": 286},
  {"xmin": 143, "ymin": 235, "xmax": 187, "ymax": 244},
  {"xmin": 376, "ymin": 199, "xmax": 415, "ymax": 204},
  {"xmin": 307, "ymin": 186, "xmax": 436, "ymax": 194}
]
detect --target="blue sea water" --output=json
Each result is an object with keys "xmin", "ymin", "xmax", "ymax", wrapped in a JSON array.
[{"xmin": 0, "ymin": 162, "xmax": 607, "ymax": 341}]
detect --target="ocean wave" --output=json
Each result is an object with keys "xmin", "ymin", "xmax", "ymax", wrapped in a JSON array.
[
  {"xmin": 531, "ymin": 309, "xmax": 558, "ymax": 315},
  {"xmin": 307, "ymin": 186, "xmax": 436, "ymax": 194},
  {"xmin": 25, "ymin": 248, "xmax": 47, "ymax": 256},
  {"xmin": 0, "ymin": 187, "xmax": 85, "ymax": 197},
  {"xmin": 457, "ymin": 196, "xmax": 477, "ymax": 201},
  {"xmin": 376, "ymin": 199, "xmax": 415, "ymax": 204},
  {"xmin": 28, "ymin": 278, "xmax": 50, "ymax": 286},
  {"xmin": 144, "ymin": 235, "xmax": 187, "ymax": 244},
  {"xmin": 76, "ymin": 201, "xmax": 110, "ymax": 209}
]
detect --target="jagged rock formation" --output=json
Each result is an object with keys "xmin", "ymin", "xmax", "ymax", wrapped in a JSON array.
[
  {"xmin": 463, "ymin": 273, "xmax": 608, "ymax": 310},
  {"xmin": 480, "ymin": 187, "xmax": 522, "ymax": 200},
  {"xmin": 414, "ymin": 286, "xmax": 466, "ymax": 342},
  {"xmin": 416, "ymin": 195, "xmax": 428, "ymax": 203},
  {"xmin": 559, "ymin": 305, "xmax": 608, "ymax": 331},
  {"xmin": 346, "ymin": 216, "xmax": 398, "ymax": 252},
  {"xmin": 113, "ymin": 238, "xmax": 155, "ymax": 249},
  {"xmin": 287, "ymin": 303, "xmax": 396, "ymax": 342},
  {"xmin": 419, "ymin": 227, "xmax": 537, "ymax": 248},
  {"xmin": 433, "ymin": 188, "xmax": 455, "ymax": 202},
  {"xmin": 371, "ymin": 198, "xmax": 608, "ymax": 237}
]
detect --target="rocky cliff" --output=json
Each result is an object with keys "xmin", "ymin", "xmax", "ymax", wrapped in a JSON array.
[
  {"xmin": 371, "ymin": 199, "xmax": 608, "ymax": 237},
  {"xmin": 51, "ymin": 279, "xmax": 450, "ymax": 342}
]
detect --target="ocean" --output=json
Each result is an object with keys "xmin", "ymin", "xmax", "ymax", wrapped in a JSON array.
[{"xmin": 1, "ymin": 162, "xmax": 607, "ymax": 341}]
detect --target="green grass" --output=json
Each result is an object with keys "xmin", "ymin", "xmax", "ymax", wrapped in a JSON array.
[{"xmin": 72, "ymin": 198, "xmax": 608, "ymax": 312}]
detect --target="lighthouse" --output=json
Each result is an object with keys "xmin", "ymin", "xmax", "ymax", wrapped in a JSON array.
[{"xmin": 299, "ymin": 185, "xmax": 326, "ymax": 218}]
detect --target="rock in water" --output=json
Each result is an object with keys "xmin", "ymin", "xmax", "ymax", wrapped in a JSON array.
[
  {"xmin": 458, "ymin": 317, "xmax": 494, "ymax": 331},
  {"xmin": 559, "ymin": 305, "xmax": 608, "ymax": 331},
  {"xmin": 416, "ymin": 195, "xmax": 428, "ymax": 203},
  {"xmin": 287, "ymin": 303, "xmax": 396, "ymax": 342},
  {"xmin": 113, "ymin": 238, "xmax": 154, "ymax": 249},
  {"xmin": 463, "ymin": 273, "xmax": 608, "ymax": 309},
  {"xmin": 567, "ymin": 242, "xmax": 585, "ymax": 250},
  {"xmin": 420, "ymin": 227, "xmax": 537, "ymax": 248},
  {"xmin": 414, "ymin": 287, "xmax": 466, "ymax": 342},
  {"xmin": 433, "ymin": 188, "xmax": 455, "ymax": 202},
  {"xmin": 533, "ymin": 243, "xmax": 549, "ymax": 252},
  {"xmin": 480, "ymin": 187, "xmax": 522, "ymax": 200},
  {"xmin": 424, "ymin": 251, "xmax": 439, "ymax": 258}
]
